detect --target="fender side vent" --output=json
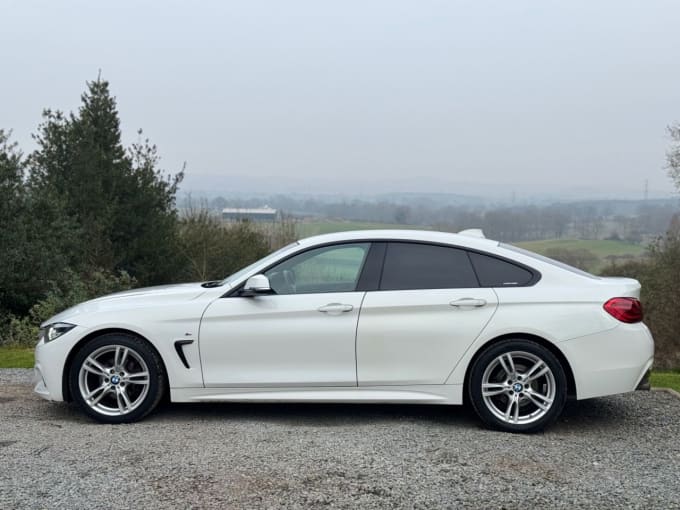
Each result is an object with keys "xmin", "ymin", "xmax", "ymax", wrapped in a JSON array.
[{"xmin": 174, "ymin": 340, "xmax": 194, "ymax": 369}]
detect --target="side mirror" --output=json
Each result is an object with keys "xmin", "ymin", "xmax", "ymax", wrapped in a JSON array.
[{"xmin": 242, "ymin": 274, "xmax": 271, "ymax": 296}]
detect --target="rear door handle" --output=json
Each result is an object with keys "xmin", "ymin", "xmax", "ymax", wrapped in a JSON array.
[
  {"xmin": 450, "ymin": 298, "xmax": 487, "ymax": 308},
  {"xmin": 318, "ymin": 303, "xmax": 354, "ymax": 314}
]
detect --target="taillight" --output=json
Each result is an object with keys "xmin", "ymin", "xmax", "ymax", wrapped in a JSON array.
[{"xmin": 603, "ymin": 297, "xmax": 643, "ymax": 323}]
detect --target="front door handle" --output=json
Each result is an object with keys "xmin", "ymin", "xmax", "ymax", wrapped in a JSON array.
[
  {"xmin": 318, "ymin": 303, "xmax": 354, "ymax": 314},
  {"xmin": 450, "ymin": 298, "xmax": 487, "ymax": 308}
]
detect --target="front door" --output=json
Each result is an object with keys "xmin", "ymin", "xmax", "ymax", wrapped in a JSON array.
[{"xmin": 199, "ymin": 243, "xmax": 371, "ymax": 387}]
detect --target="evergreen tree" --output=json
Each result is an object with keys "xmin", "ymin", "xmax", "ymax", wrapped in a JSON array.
[
  {"xmin": 0, "ymin": 130, "xmax": 75, "ymax": 315},
  {"xmin": 29, "ymin": 77, "xmax": 184, "ymax": 284},
  {"xmin": 0, "ymin": 130, "xmax": 28, "ymax": 314},
  {"xmin": 116, "ymin": 131, "xmax": 184, "ymax": 283}
]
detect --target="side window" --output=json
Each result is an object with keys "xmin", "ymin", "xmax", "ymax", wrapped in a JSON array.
[
  {"xmin": 468, "ymin": 251, "xmax": 534, "ymax": 287},
  {"xmin": 265, "ymin": 243, "xmax": 370, "ymax": 295},
  {"xmin": 380, "ymin": 242, "xmax": 479, "ymax": 290}
]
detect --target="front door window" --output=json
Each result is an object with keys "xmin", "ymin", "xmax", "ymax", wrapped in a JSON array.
[{"xmin": 265, "ymin": 243, "xmax": 370, "ymax": 295}]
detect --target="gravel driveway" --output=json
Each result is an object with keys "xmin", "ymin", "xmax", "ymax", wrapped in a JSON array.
[{"xmin": 1, "ymin": 369, "xmax": 680, "ymax": 509}]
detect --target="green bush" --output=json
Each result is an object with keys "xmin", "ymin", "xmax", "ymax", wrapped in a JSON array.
[
  {"xmin": 600, "ymin": 220, "xmax": 680, "ymax": 369},
  {"xmin": 178, "ymin": 207, "xmax": 271, "ymax": 282},
  {"xmin": 0, "ymin": 269, "xmax": 136, "ymax": 347}
]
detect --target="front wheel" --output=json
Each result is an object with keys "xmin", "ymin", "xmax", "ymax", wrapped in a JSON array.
[
  {"xmin": 69, "ymin": 333, "xmax": 165, "ymax": 423},
  {"xmin": 468, "ymin": 339, "xmax": 567, "ymax": 433}
]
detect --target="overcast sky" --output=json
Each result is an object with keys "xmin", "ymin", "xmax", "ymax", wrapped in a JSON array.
[{"xmin": 2, "ymin": 0, "xmax": 679, "ymax": 198}]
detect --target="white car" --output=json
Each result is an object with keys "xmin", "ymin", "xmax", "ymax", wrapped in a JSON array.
[{"xmin": 34, "ymin": 229, "xmax": 654, "ymax": 432}]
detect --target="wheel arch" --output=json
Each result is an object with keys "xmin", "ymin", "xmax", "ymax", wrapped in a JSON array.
[
  {"xmin": 62, "ymin": 327, "xmax": 169, "ymax": 402},
  {"xmin": 463, "ymin": 333, "xmax": 577, "ymax": 401}
]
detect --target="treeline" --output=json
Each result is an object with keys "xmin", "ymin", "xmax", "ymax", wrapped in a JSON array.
[
  {"xmin": 619, "ymin": 124, "xmax": 680, "ymax": 369},
  {"xmin": 203, "ymin": 195, "xmax": 678, "ymax": 243},
  {"xmin": 0, "ymin": 78, "xmax": 285, "ymax": 345}
]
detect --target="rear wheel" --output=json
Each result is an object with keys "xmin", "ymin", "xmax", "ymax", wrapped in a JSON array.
[
  {"xmin": 69, "ymin": 333, "xmax": 165, "ymax": 423},
  {"xmin": 468, "ymin": 339, "xmax": 567, "ymax": 433}
]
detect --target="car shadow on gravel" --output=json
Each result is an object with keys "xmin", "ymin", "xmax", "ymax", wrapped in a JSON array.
[
  {"xmin": 148, "ymin": 393, "xmax": 657, "ymax": 433},
  {"xmin": 151, "ymin": 400, "xmax": 483, "ymax": 429},
  {"xmin": 23, "ymin": 381, "xmax": 658, "ymax": 434}
]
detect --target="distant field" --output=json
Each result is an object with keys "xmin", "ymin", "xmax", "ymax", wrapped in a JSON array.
[
  {"xmin": 295, "ymin": 221, "xmax": 646, "ymax": 274},
  {"xmin": 296, "ymin": 221, "xmax": 424, "ymax": 237},
  {"xmin": 515, "ymin": 239, "xmax": 646, "ymax": 259},
  {"xmin": 515, "ymin": 239, "xmax": 646, "ymax": 273}
]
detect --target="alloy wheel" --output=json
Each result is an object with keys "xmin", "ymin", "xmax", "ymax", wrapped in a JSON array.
[
  {"xmin": 480, "ymin": 350, "xmax": 556, "ymax": 425},
  {"xmin": 77, "ymin": 344, "xmax": 151, "ymax": 417}
]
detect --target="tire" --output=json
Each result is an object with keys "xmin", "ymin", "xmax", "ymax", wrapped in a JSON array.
[
  {"xmin": 68, "ymin": 333, "xmax": 166, "ymax": 424},
  {"xmin": 468, "ymin": 339, "xmax": 567, "ymax": 433}
]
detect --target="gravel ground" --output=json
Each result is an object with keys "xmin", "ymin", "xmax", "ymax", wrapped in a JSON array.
[{"xmin": 1, "ymin": 369, "xmax": 680, "ymax": 509}]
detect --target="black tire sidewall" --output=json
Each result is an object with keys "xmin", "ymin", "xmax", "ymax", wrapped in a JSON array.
[
  {"xmin": 68, "ymin": 333, "xmax": 164, "ymax": 424},
  {"xmin": 468, "ymin": 339, "xmax": 567, "ymax": 433}
]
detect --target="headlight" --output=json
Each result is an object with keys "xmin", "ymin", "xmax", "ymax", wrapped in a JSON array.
[{"xmin": 40, "ymin": 322, "xmax": 76, "ymax": 343}]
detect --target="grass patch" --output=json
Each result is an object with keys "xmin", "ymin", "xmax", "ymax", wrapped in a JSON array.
[
  {"xmin": 0, "ymin": 347, "xmax": 34, "ymax": 368},
  {"xmin": 650, "ymin": 371, "xmax": 680, "ymax": 392}
]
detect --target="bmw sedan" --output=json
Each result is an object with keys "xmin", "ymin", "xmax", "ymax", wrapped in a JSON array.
[{"xmin": 34, "ymin": 229, "xmax": 654, "ymax": 432}]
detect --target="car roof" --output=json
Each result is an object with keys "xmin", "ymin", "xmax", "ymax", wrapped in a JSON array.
[{"xmin": 296, "ymin": 229, "xmax": 501, "ymax": 251}]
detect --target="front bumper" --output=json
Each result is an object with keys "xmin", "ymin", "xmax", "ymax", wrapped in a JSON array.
[
  {"xmin": 33, "ymin": 365, "xmax": 52, "ymax": 400},
  {"xmin": 33, "ymin": 326, "xmax": 83, "ymax": 402}
]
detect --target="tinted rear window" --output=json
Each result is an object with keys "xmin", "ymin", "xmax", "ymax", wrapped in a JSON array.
[
  {"xmin": 468, "ymin": 252, "xmax": 534, "ymax": 287},
  {"xmin": 380, "ymin": 242, "xmax": 479, "ymax": 290}
]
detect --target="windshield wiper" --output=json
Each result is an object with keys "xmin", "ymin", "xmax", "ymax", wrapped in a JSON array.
[{"xmin": 201, "ymin": 280, "xmax": 223, "ymax": 288}]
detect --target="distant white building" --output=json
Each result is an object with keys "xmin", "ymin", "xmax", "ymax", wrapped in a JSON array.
[{"xmin": 222, "ymin": 206, "xmax": 280, "ymax": 222}]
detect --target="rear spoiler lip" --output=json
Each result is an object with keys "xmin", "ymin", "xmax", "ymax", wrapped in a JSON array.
[{"xmin": 598, "ymin": 277, "xmax": 642, "ymax": 299}]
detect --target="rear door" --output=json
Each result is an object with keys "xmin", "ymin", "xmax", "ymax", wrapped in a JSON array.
[{"xmin": 356, "ymin": 242, "xmax": 498, "ymax": 386}]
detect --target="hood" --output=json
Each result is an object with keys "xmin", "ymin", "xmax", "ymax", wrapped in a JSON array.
[
  {"xmin": 42, "ymin": 282, "xmax": 221, "ymax": 326},
  {"xmin": 89, "ymin": 282, "xmax": 211, "ymax": 301}
]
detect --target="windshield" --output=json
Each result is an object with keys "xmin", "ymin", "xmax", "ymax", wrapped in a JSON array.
[{"xmin": 220, "ymin": 242, "xmax": 299, "ymax": 286}]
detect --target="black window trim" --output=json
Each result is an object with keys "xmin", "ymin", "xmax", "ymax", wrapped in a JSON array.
[
  {"xmin": 223, "ymin": 238, "xmax": 542, "ymax": 297},
  {"xmin": 374, "ymin": 240, "xmax": 542, "ymax": 290},
  {"xmin": 224, "ymin": 241, "xmax": 376, "ymax": 297},
  {"xmin": 466, "ymin": 250, "xmax": 541, "ymax": 288},
  {"xmin": 469, "ymin": 244, "xmax": 541, "ymax": 288},
  {"xmin": 355, "ymin": 242, "xmax": 386, "ymax": 291}
]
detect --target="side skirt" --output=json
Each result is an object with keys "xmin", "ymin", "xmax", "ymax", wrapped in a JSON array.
[{"xmin": 170, "ymin": 384, "xmax": 463, "ymax": 405}]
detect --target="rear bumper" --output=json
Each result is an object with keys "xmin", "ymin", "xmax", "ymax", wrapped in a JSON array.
[{"xmin": 560, "ymin": 322, "xmax": 654, "ymax": 400}]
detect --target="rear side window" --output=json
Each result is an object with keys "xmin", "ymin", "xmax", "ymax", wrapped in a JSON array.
[
  {"xmin": 468, "ymin": 252, "xmax": 534, "ymax": 287},
  {"xmin": 380, "ymin": 242, "xmax": 479, "ymax": 290}
]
